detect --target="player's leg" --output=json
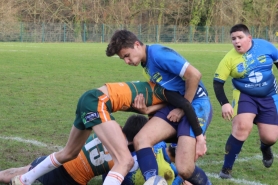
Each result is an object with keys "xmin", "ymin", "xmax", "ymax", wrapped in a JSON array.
[
  {"xmin": 12, "ymin": 126, "xmax": 91, "ymax": 185},
  {"xmin": 174, "ymin": 101, "xmax": 212, "ymax": 185},
  {"xmin": 175, "ymin": 136, "xmax": 210, "ymax": 185},
  {"xmin": 219, "ymin": 91, "xmax": 256, "ymax": 179},
  {"xmin": 0, "ymin": 165, "xmax": 30, "ymax": 183},
  {"xmin": 219, "ymin": 113, "xmax": 254, "ymax": 179},
  {"xmin": 134, "ymin": 110, "xmax": 176, "ymax": 180},
  {"xmin": 257, "ymin": 123, "xmax": 278, "ymax": 167},
  {"xmin": 94, "ymin": 120, "xmax": 134, "ymax": 185},
  {"xmin": 255, "ymin": 94, "xmax": 278, "ymax": 168}
]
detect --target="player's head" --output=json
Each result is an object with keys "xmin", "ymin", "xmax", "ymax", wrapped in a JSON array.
[
  {"xmin": 106, "ymin": 30, "xmax": 143, "ymax": 57},
  {"xmin": 122, "ymin": 114, "xmax": 148, "ymax": 142},
  {"xmin": 230, "ymin": 24, "xmax": 252, "ymax": 54},
  {"xmin": 167, "ymin": 143, "xmax": 177, "ymax": 159},
  {"xmin": 230, "ymin": 24, "xmax": 250, "ymax": 35}
]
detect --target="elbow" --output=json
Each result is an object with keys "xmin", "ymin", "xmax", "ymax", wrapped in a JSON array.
[{"xmin": 195, "ymin": 70, "xmax": 202, "ymax": 82}]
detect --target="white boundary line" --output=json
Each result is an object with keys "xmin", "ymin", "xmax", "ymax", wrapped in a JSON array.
[
  {"xmin": 0, "ymin": 136, "xmax": 62, "ymax": 150},
  {"xmin": 206, "ymin": 173, "xmax": 267, "ymax": 185}
]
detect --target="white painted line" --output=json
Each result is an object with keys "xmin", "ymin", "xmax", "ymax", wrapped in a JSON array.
[
  {"xmin": 0, "ymin": 136, "xmax": 62, "ymax": 150},
  {"xmin": 207, "ymin": 173, "xmax": 267, "ymax": 185},
  {"xmin": 197, "ymin": 154, "xmax": 278, "ymax": 166},
  {"xmin": 0, "ymin": 49, "xmax": 30, "ymax": 52}
]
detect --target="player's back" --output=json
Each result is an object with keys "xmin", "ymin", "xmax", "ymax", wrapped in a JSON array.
[
  {"xmin": 63, "ymin": 134, "xmax": 114, "ymax": 184},
  {"xmin": 106, "ymin": 81, "xmax": 167, "ymax": 112}
]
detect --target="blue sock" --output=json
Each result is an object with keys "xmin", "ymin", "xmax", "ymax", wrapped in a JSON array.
[
  {"xmin": 223, "ymin": 134, "xmax": 244, "ymax": 170},
  {"xmin": 186, "ymin": 166, "xmax": 210, "ymax": 185},
  {"xmin": 136, "ymin": 147, "xmax": 158, "ymax": 180},
  {"xmin": 260, "ymin": 140, "xmax": 273, "ymax": 151}
]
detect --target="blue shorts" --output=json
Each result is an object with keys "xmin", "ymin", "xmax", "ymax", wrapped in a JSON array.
[
  {"xmin": 154, "ymin": 96, "xmax": 212, "ymax": 138},
  {"xmin": 233, "ymin": 91, "xmax": 278, "ymax": 124},
  {"xmin": 30, "ymin": 156, "xmax": 79, "ymax": 185}
]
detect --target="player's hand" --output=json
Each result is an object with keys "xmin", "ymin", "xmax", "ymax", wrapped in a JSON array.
[
  {"xmin": 132, "ymin": 94, "xmax": 148, "ymax": 113},
  {"xmin": 183, "ymin": 181, "xmax": 193, "ymax": 185},
  {"xmin": 195, "ymin": 134, "xmax": 207, "ymax": 161},
  {"xmin": 167, "ymin": 108, "xmax": 184, "ymax": 122},
  {"xmin": 221, "ymin": 103, "xmax": 233, "ymax": 121}
]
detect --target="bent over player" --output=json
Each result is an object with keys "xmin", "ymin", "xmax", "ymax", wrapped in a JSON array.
[{"xmin": 10, "ymin": 81, "xmax": 200, "ymax": 185}]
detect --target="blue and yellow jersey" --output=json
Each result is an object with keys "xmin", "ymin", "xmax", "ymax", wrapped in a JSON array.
[
  {"xmin": 142, "ymin": 44, "xmax": 208, "ymax": 99},
  {"xmin": 122, "ymin": 141, "xmax": 177, "ymax": 185},
  {"xmin": 214, "ymin": 39, "xmax": 278, "ymax": 97}
]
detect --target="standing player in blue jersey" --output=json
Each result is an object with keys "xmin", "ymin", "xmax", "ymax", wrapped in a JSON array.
[
  {"xmin": 106, "ymin": 30, "xmax": 213, "ymax": 185},
  {"xmin": 213, "ymin": 24, "xmax": 278, "ymax": 179}
]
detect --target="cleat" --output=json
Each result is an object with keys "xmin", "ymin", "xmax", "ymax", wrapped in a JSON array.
[
  {"xmin": 9, "ymin": 176, "xmax": 24, "ymax": 185},
  {"xmin": 219, "ymin": 168, "xmax": 232, "ymax": 179},
  {"xmin": 261, "ymin": 147, "xmax": 273, "ymax": 168}
]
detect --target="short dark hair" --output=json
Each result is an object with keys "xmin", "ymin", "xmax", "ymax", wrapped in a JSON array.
[
  {"xmin": 168, "ymin": 143, "xmax": 177, "ymax": 158},
  {"xmin": 122, "ymin": 114, "xmax": 148, "ymax": 142},
  {"xmin": 106, "ymin": 30, "xmax": 143, "ymax": 56},
  {"xmin": 230, "ymin": 24, "xmax": 250, "ymax": 35}
]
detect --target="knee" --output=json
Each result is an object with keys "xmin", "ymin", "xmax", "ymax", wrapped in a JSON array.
[
  {"xmin": 232, "ymin": 121, "xmax": 252, "ymax": 139},
  {"xmin": 176, "ymin": 162, "xmax": 195, "ymax": 179},
  {"xmin": 57, "ymin": 149, "xmax": 79, "ymax": 162},
  {"xmin": 133, "ymin": 134, "xmax": 148, "ymax": 150},
  {"xmin": 178, "ymin": 167, "xmax": 194, "ymax": 180},
  {"xmin": 118, "ymin": 155, "xmax": 134, "ymax": 171},
  {"xmin": 261, "ymin": 137, "xmax": 277, "ymax": 145},
  {"xmin": 127, "ymin": 157, "xmax": 135, "ymax": 170}
]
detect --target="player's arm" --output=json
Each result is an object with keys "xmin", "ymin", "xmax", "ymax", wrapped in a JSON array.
[
  {"xmin": 183, "ymin": 64, "xmax": 201, "ymax": 103},
  {"xmin": 164, "ymin": 89, "xmax": 203, "ymax": 136},
  {"xmin": 213, "ymin": 80, "xmax": 229, "ymax": 106},
  {"xmin": 213, "ymin": 79, "xmax": 233, "ymax": 121},
  {"xmin": 132, "ymin": 93, "xmax": 167, "ymax": 115}
]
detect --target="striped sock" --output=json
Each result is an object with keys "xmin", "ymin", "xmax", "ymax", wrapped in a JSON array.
[
  {"xmin": 103, "ymin": 171, "xmax": 124, "ymax": 185},
  {"xmin": 20, "ymin": 153, "xmax": 62, "ymax": 184}
]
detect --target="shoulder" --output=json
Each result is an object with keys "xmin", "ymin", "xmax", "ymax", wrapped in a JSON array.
[
  {"xmin": 221, "ymin": 48, "xmax": 241, "ymax": 63},
  {"xmin": 253, "ymin": 39, "xmax": 275, "ymax": 47}
]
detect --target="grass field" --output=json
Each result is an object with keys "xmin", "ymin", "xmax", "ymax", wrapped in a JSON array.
[{"xmin": 0, "ymin": 42, "xmax": 278, "ymax": 185}]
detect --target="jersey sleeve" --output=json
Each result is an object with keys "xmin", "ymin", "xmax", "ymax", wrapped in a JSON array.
[{"xmin": 214, "ymin": 53, "xmax": 233, "ymax": 83}]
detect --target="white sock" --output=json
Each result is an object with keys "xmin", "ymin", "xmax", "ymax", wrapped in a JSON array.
[
  {"xmin": 103, "ymin": 171, "xmax": 124, "ymax": 185},
  {"xmin": 20, "ymin": 153, "xmax": 62, "ymax": 184}
]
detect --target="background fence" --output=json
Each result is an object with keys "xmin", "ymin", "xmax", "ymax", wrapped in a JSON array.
[{"xmin": 1, "ymin": 22, "xmax": 278, "ymax": 43}]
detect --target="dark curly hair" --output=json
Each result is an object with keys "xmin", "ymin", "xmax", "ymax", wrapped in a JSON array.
[
  {"xmin": 230, "ymin": 24, "xmax": 250, "ymax": 35},
  {"xmin": 106, "ymin": 30, "xmax": 143, "ymax": 56},
  {"xmin": 122, "ymin": 114, "xmax": 148, "ymax": 142}
]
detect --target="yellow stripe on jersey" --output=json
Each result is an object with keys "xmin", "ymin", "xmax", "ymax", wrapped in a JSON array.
[{"xmin": 232, "ymin": 89, "xmax": 241, "ymax": 117}]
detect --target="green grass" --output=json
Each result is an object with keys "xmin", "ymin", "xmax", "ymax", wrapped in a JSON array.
[{"xmin": 0, "ymin": 42, "xmax": 278, "ymax": 185}]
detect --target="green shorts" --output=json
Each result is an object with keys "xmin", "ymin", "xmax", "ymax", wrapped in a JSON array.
[{"xmin": 73, "ymin": 89, "xmax": 115, "ymax": 130}]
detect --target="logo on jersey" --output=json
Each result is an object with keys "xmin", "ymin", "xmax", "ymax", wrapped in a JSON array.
[
  {"xmin": 248, "ymin": 71, "xmax": 263, "ymax": 83},
  {"xmin": 144, "ymin": 170, "xmax": 157, "ymax": 180},
  {"xmin": 236, "ymin": 63, "xmax": 245, "ymax": 73},
  {"xmin": 257, "ymin": 55, "xmax": 266, "ymax": 63},
  {"xmin": 153, "ymin": 72, "xmax": 162, "ymax": 83},
  {"xmin": 83, "ymin": 112, "xmax": 99, "ymax": 124}
]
